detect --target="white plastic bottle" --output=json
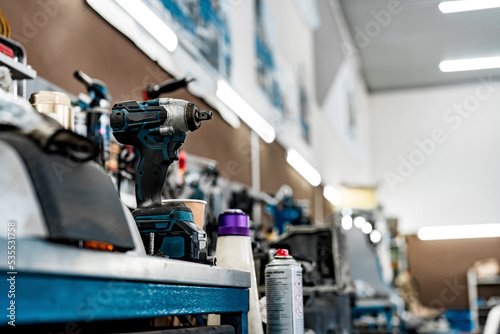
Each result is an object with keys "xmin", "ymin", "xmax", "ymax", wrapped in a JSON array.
[{"xmin": 208, "ymin": 209, "xmax": 264, "ymax": 334}]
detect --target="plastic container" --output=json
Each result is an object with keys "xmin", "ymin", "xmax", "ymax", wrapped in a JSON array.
[
  {"xmin": 29, "ymin": 91, "xmax": 74, "ymax": 130},
  {"xmin": 208, "ymin": 209, "xmax": 263, "ymax": 334}
]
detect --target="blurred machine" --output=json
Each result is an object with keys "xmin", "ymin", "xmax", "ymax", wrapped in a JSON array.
[
  {"xmin": 266, "ymin": 185, "xmax": 311, "ymax": 235},
  {"xmin": 332, "ymin": 208, "xmax": 405, "ymax": 334},
  {"xmin": 255, "ymin": 225, "xmax": 354, "ymax": 334}
]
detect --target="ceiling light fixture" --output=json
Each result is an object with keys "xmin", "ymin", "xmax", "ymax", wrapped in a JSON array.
[
  {"xmin": 324, "ymin": 185, "xmax": 342, "ymax": 206},
  {"xmin": 439, "ymin": 0, "xmax": 500, "ymax": 14},
  {"xmin": 354, "ymin": 216, "xmax": 366, "ymax": 228},
  {"xmin": 216, "ymin": 80, "xmax": 276, "ymax": 143},
  {"xmin": 341, "ymin": 216, "xmax": 353, "ymax": 230},
  {"xmin": 370, "ymin": 230, "xmax": 382, "ymax": 243},
  {"xmin": 418, "ymin": 223, "xmax": 500, "ymax": 240},
  {"xmin": 361, "ymin": 222, "xmax": 373, "ymax": 234},
  {"xmin": 115, "ymin": 0, "xmax": 178, "ymax": 52},
  {"xmin": 439, "ymin": 56, "xmax": 500, "ymax": 72},
  {"xmin": 286, "ymin": 149, "xmax": 321, "ymax": 186},
  {"xmin": 342, "ymin": 208, "xmax": 352, "ymax": 216}
]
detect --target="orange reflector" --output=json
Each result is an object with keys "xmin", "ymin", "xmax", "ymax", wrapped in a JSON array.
[{"xmin": 83, "ymin": 241, "xmax": 114, "ymax": 251}]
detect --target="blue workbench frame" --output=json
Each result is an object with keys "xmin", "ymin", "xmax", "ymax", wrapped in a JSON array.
[
  {"xmin": 352, "ymin": 303, "xmax": 395, "ymax": 333},
  {"xmin": 1, "ymin": 273, "xmax": 249, "ymax": 333}
]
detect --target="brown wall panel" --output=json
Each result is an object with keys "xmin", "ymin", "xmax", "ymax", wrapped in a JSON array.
[
  {"xmin": 4, "ymin": 0, "xmax": 166, "ymax": 101},
  {"xmin": 407, "ymin": 235, "xmax": 500, "ymax": 309},
  {"xmin": 181, "ymin": 109, "xmax": 253, "ymax": 186},
  {"xmin": 323, "ymin": 193, "xmax": 335, "ymax": 219},
  {"xmin": 1, "ymin": 0, "xmax": 253, "ymax": 186}
]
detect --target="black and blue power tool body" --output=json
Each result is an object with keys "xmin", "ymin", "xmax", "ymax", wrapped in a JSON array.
[{"xmin": 110, "ymin": 98, "xmax": 212, "ymax": 263}]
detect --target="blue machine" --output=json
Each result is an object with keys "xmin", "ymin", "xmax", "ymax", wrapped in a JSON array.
[{"xmin": 267, "ymin": 188, "xmax": 307, "ymax": 235}]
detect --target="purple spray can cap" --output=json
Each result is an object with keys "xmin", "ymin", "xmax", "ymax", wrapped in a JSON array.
[{"xmin": 218, "ymin": 209, "xmax": 250, "ymax": 236}]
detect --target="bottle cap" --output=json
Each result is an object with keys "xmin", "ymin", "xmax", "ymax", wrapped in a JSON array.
[
  {"xmin": 218, "ymin": 209, "xmax": 250, "ymax": 236},
  {"xmin": 276, "ymin": 249, "xmax": 290, "ymax": 257}
]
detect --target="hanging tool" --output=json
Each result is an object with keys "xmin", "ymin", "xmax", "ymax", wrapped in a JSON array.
[
  {"xmin": 74, "ymin": 70, "xmax": 112, "ymax": 168},
  {"xmin": 143, "ymin": 76, "xmax": 195, "ymax": 100}
]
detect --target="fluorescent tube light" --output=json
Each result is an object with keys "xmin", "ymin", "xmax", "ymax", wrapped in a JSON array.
[
  {"xmin": 439, "ymin": 0, "xmax": 500, "ymax": 14},
  {"xmin": 324, "ymin": 185, "xmax": 342, "ymax": 206},
  {"xmin": 216, "ymin": 80, "xmax": 276, "ymax": 143},
  {"xmin": 418, "ymin": 223, "xmax": 500, "ymax": 240},
  {"xmin": 115, "ymin": 0, "xmax": 178, "ymax": 52},
  {"xmin": 440, "ymin": 56, "xmax": 500, "ymax": 72},
  {"xmin": 286, "ymin": 149, "xmax": 321, "ymax": 186}
]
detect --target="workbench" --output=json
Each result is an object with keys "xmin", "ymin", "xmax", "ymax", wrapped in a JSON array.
[{"xmin": 0, "ymin": 239, "xmax": 250, "ymax": 333}]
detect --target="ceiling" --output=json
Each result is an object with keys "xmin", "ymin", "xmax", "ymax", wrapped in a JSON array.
[{"xmin": 338, "ymin": 0, "xmax": 500, "ymax": 92}]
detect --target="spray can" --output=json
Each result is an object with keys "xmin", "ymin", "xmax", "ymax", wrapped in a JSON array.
[{"xmin": 265, "ymin": 249, "xmax": 304, "ymax": 334}]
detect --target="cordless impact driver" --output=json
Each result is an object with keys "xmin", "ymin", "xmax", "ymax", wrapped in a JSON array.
[{"xmin": 110, "ymin": 98, "xmax": 213, "ymax": 264}]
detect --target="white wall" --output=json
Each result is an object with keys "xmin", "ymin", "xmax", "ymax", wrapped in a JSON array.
[
  {"xmin": 313, "ymin": 60, "xmax": 372, "ymax": 187},
  {"xmin": 232, "ymin": 0, "xmax": 318, "ymax": 162},
  {"xmin": 311, "ymin": 0, "xmax": 373, "ymax": 189},
  {"xmin": 370, "ymin": 78, "xmax": 500, "ymax": 234},
  {"xmin": 232, "ymin": 0, "xmax": 372, "ymax": 190}
]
